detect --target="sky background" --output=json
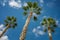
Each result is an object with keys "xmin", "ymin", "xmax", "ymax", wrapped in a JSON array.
[{"xmin": 0, "ymin": 0, "xmax": 60, "ymax": 40}]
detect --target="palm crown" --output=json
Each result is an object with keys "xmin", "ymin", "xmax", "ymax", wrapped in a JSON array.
[
  {"xmin": 41, "ymin": 17, "xmax": 57, "ymax": 32},
  {"xmin": 4, "ymin": 16, "xmax": 17, "ymax": 28},
  {"xmin": 23, "ymin": 2, "xmax": 41, "ymax": 21}
]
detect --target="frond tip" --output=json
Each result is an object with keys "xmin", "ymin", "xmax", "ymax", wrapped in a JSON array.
[
  {"xmin": 27, "ymin": 2, "xmax": 33, "ymax": 8},
  {"xmin": 33, "ymin": 16, "xmax": 37, "ymax": 21},
  {"xmin": 23, "ymin": 6, "xmax": 29, "ymax": 11},
  {"xmin": 33, "ymin": 2, "xmax": 38, "ymax": 8},
  {"xmin": 23, "ymin": 11, "xmax": 28, "ymax": 16}
]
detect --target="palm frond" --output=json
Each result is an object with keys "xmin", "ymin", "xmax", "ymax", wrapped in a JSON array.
[
  {"xmin": 35, "ymin": 11, "xmax": 41, "ymax": 15},
  {"xmin": 7, "ymin": 16, "xmax": 11, "ymax": 21},
  {"xmin": 23, "ymin": 11, "xmax": 28, "ymax": 16},
  {"xmin": 12, "ymin": 23, "xmax": 17, "ymax": 28},
  {"xmin": 37, "ymin": 7, "xmax": 42, "ymax": 11},
  {"xmin": 44, "ymin": 29, "xmax": 47, "ymax": 32},
  {"xmin": 51, "ymin": 28, "xmax": 55, "ymax": 32},
  {"xmin": 33, "ymin": 16, "xmax": 37, "ymax": 21},
  {"xmin": 27, "ymin": 2, "xmax": 33, "ymax": 8},
  {"xmin": 23, "ymin": 6, "xmax": 29, "ymax": 11},
  {"xmin": 13, "ymin": 18, "xmax": 16, "ymax": 22},
  {"xmin": 53, "ymin": 24, "xmax": 57, "ymax": 28},
  {"xmin": 4, "ymin": 20, "xmax": 8, "ymax": 23},
  {"xmin": 14, "ymin": 23, "xmax": 17, "ymax": 26},
  {"xmin": 33, "ymin": 2, "xmax": 38, "ymax": 8},
  {"xmin": 5, "ymin": 24, "xmax": 8, "ymax": 26},
  {"xmin": 41, "ymin": 22, "xmax": 45, "ymax": 25}
]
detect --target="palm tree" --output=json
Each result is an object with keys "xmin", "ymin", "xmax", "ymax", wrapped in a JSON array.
[
  {"xmin": 41, "ymin": 17, "xmax": 57, "ymax": 40},
  {"xmin": 0, "ymin": 16, "xmax": 17, "ymax": 38},
  {"xmin": 20, "ymin": 2, "xmax": 41, "ymax": 40}
]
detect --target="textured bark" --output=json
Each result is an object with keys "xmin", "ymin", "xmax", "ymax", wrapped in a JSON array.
[
  {"xmin": 20, "ymin": 12, "xmax": 33, "ymax": 40},
  {"xmin": 48, "ymin": 26, "xmax": 52, "ymax": 40},
  {"xmin": 0, "ymin": 24, "xmax": 10, "ymax": 38}
]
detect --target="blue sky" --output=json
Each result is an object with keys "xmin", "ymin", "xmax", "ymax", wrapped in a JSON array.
[{"xmin": 0, "ymin": 0, "xmax": 60, "ymax": 40}]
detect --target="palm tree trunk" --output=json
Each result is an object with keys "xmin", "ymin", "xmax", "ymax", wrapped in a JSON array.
[
  {"xmin": 0, "ymin": 24, "xmax": 10, "ymax": 38},
  {"xmin": 20, "ymin": 12, "xmax": 33, "ymax": 40},
  {"xmin": 48, "ymin": 26, "xmax": 52, "ymax": 40}
]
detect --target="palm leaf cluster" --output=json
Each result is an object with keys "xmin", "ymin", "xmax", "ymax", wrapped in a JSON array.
[
  {"xmin": 4, "ymin": 16, "xmax": 17, "ymax": 28},
  {"xmin": 23, "ymin": 2, "xmax": 41, "ymax": 21},
  {"xmin": 41, "ymin": 17, "xmax": 57, "ymax": 32}
]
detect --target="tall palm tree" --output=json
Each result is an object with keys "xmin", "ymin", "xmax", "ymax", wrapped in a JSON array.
[
  {"xmin": 0, "ymin": 16, "xmax": 17, "ymax": 38},
  {"xmin": 20, "ymin": 2, "xmax": 41, "ymax": 40},
  {"xmin": 41, "ymin": 17, "xmax": 57, "ymax": 40}
]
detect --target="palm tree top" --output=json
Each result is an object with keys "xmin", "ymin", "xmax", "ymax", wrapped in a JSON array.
[
  {"xmin": 4, "ymin": 16, "xmax": 17, "ymax": 28},
  {"xmin": 23, "ymin": 2, "xmax": 42, "ymax": 21},
  {"xmin": 41, "ymin": 17, "xmax": 57, "ymax": 32}
]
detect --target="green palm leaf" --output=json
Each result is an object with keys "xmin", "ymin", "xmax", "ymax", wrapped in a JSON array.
[
  {"xmin": 27, "ymin": 2, "xmax": 33, "ymax": 8},
  {"xmin": 5, "ymin": 16, "xmax": 17, "ymax": 28},
  {"xmin": 53, "ymin": 24, "xmax": 57, "ymax": 27},
  {"xmin": 23, "ymin": 11, "xmax": 28, "ymax": 16},
  {"xmin": 41, "ymin": 22, "xmax": 45, "ymax": 25},
  {"xmin": 35, "ymin": 11, "xmax": 41, "ymax": 15},
  {"xmin": 37, "ymin": 7, "xmax": 41, "ymax": 11},
  {"xmin": 4, "ymin": 20, "xmax": 8, "ymax": 23},
  {"xmin": 51, "ymin": 28, "xmax": 55, "ymax": 32},
  {"xmin": 33, "ymin": 2, "xmax": 38, "ymax": 8},
  {"xmin": 33, "ymin": 16, "xmax": 37, "ymax": 21},
  {"xmin": 12, "ymin": 23, "xmax": 17, "ymax": 28},
  {"xmin": 44, "ymin": 29, "xmax": 47, "ymax": 32},
  {"xmin": 13, "ymin": 18, "xmax": 16, "ymax": 22},
  {"xmin": 7, "ymin": 16, "xmax": 11, "ymax": 21},
  {"xmin": 23, "ymin": 6, "xmax": 29, "ymax": 11}
]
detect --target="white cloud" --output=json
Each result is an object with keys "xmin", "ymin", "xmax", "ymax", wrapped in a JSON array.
[
  {"xmin": 17, "ymin": 0, "xmax": 21, "ymax": 3},
  {"xmin": 1, "ymin": 0, "xmax": 7, "ymax": 6},
  {"xmin": 2, "ymin": 3, "xmax": 5, "ymax": 6},
  {"xmin": 56, "ymin": 20, "xmax": 60, "ymax": 27},
  {"xmin": 32, "ymin": 26, "xmax": 45, "ymax": 37},
  {"xmin": 23, "ymin": 2, "xmax": 28, "ymax": 6},
  {"xmin": 37, "ymin": 26, "xmax": 41, "ymax": 29},
  {"xmin": 43, "ymin": 16, "xmax": 47, "ymax": 18},
  {"xmin": 33, "ymin": 13, "xmax": 38, "ymax": 17},
  {"xmin": 38, "ymin": 30, "xmax": 45, "ymax": 35},
  {"xmin": 42, "ymin": 16, "xmax": 50, "ymax": 18},
  {"xmin": 1, "ymin": 0, "xmax": 22, "ymax": 8},
  {"xmin": 9, "ymin": 0, "xmax": 22, "ymax": 8},
  {"xmin": 0, "ymin": 24, "xmax": 9, "ymax": 40},
  {"xmin": 56, "ymin": 20, "xmax": 59, "ymax": 25},
  {"xmin": 33, "ymin": 28, "xmax": 36, "ymax": 33},
  {"xmin": 40, "ymin": 0, "xmax": 44, "ymax": 7},
  {"xmin": 0, "ymin": 35, "xmax": 8, "ymax": 40},
  {"xmin": 47, "ymin": 2, "xmax": 55, "ymax": 8},
  {"xmin": 40, "ymin": 0, "xmax": 44, "ymax": 3},
  {"xmin": 0, "ymin": 24, "xmax": 4, "ymax": 31}
]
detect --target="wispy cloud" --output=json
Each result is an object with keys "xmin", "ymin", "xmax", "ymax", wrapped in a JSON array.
[
  {"xmin": 56, "ymin": 20, "xmax": 60, "ymax": 27},
  {"xmin": 0, "ymin": 35, "xmax": 8, "ymax": 40},
  {"xmin": 8, "ymin": 0, "xmax": 22, "ymax": 8},
  {"xmin": 0, "ymin": 0, "xmax": 22, "ymax": 9},
  {"xmin": 47, "ymin": 2, "xmax": 55, "ymax": 8},
  {"xmin": 33, "ymin": 13, "xmax": 38, "ymax": 17},
  {"xmin": 32, "ymin": 26, "xmax": 45, "ymax": 37},
  {"xmin": 56, "ymin": 20, "xmax": 58, "ymax": 25},
  {"xmin": 0, "ymin": 24, "xmax": 5, "ymax": 31},
  {"xmin": 2, "ymin": 3, "xmax": 5, "ymax": 6},
  {"xmin": 0, "ymin": 0, "xmax": 7, "ymax": 7},
  {"xmin": 40, "ymin": 0, "xmax": 44, "ymax": 3},
  {"xmin": 0, "ymin": 24, "xmax": 9, "ymax": 40},
  {"xmin": 40, "ymin": 0, "xmax": 44, "ymax": 7},
  {"xmin": 23, "ymin": 2, "xmax": 28, "ymax": 6}
]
